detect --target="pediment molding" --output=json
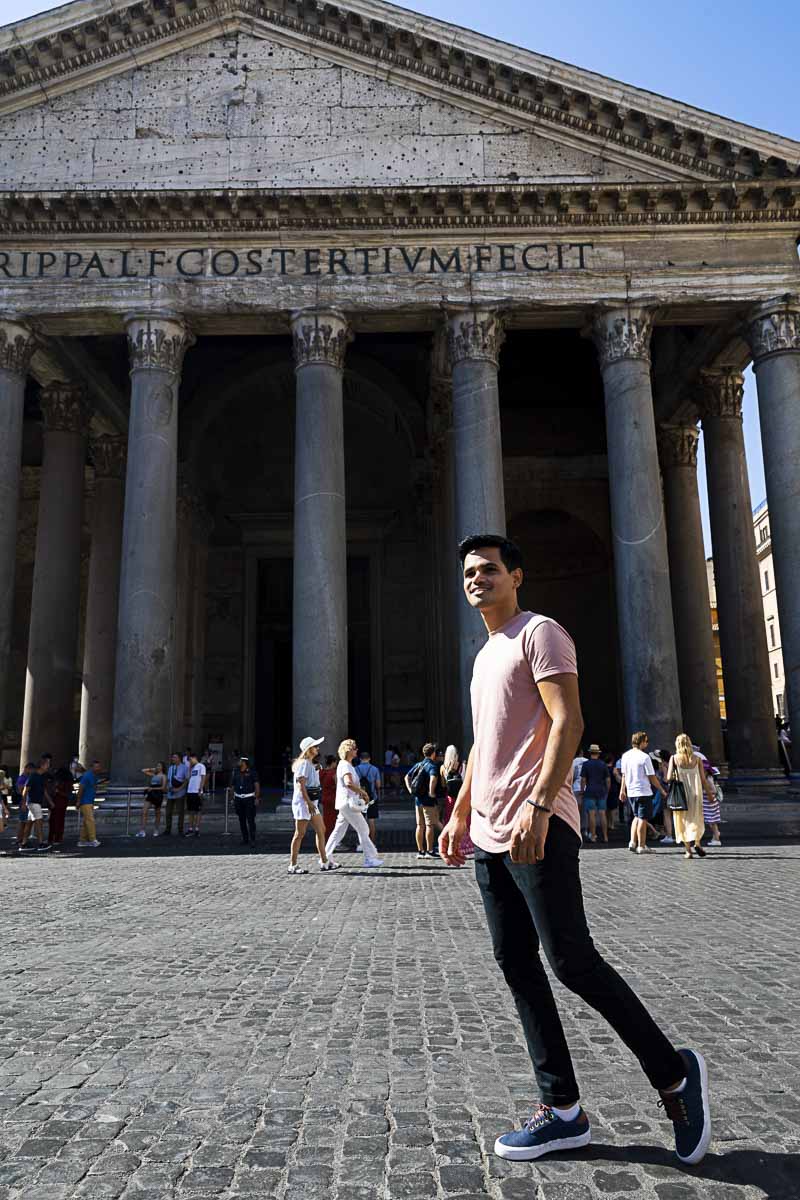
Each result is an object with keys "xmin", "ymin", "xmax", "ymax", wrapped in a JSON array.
[
  {"xmin": 1, "ymin": 0, "xmax": 798, "ymax": 185},
  {"xmin": 1, "ymin": 180, "xmax": 798, "ymax": 235}
]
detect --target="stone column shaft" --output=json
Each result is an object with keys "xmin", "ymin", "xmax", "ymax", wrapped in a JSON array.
[
  {"xmin": 21, "ymin": 382, "xmax": 90, "ymax": 769},
  {"xmin": 0, "ymin": 316, "xmax": 36, "ymax": 746},
  {"xmin": 291, "ymin": 309, "xmax": 351, "ymax": 750},
  {"xmin": 111, "ymin": 314, "xmax": 193, "ymax": 780},
  {"xmin": 592, "ymin": 307, "xmax": 682, "ymax": 749},
  {"xmin": 747, "ymin": 297, "xmax": 800, "ymax": 740},
  {"xmin": 447, "ymin": 309, "xmax": 507, "ymax": 744},
  {"xmin": 699, "ymin": 368, "xmax": 775, "ymax": 767},
  {"xmin": 79, "ymin": 436, "xmax": 126, "ymax": 768},
  {"xmin": 658, "ymin": 424, "xmax": 724, "ymax": 762}
]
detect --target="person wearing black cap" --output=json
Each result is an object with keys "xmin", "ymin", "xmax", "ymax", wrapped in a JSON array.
[{"xmin": 231, "ymin": 755, "xmax": 260, "ymax": 849}]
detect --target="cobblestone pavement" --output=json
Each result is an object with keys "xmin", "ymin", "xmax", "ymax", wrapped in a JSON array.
[{"xmin": 1, "ymin": 839, "xmax": 798, "ymax": 1200}]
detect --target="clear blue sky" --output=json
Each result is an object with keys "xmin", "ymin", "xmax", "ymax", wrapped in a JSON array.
[{"xmin": 4, "ymin": 0, "xmax": 797, "ymax": 550}]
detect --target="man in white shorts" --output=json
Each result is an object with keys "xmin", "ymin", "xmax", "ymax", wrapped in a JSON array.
[{"xmin": 620, "ymin": 731, "xmax": 666, "ymax": 854}]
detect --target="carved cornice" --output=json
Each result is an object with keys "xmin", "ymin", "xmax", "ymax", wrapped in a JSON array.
[
  {"xmin": 0, "ymin": 1, "xmax": 795, "ymax": 182},
  {"xmin": 90, "ymin": 433, "xmax": 126, "ymax": 479},
  {"xmin": 125, "ymin": 313, "xmax": 194, "ymax": 374},
  {"xmin": 40, "ymin": 380, "xmax": 91, "ymax": 434},
  {"xmin": 1, "ymin": 183, "xmax": 799, "ymax": 235},
  {"xmin": 746, "ymin": 295, "xmax": 800, "ymax": 362},
  {"xmin": 698, "ymin": 368, "xmax": 744, "ymax": 421},
  {"xmin": 592, "ymin": 307, "xmax": 653, "ymax": 368},
  {"xmin": 657, "ymin": 423, "xmax": 700, "ymax": 470},
  {"xmin": 447, "ymin": 309, "xmax": 505, "ymax": 367},
  {"xmin": 291, "ymin": 308, "xmax": 352, "ymax": 370},
  {"xmin": 0, "ymin": 315, "xmax": 37, "ymax": 377}
]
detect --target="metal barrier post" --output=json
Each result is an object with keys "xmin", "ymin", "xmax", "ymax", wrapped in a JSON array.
[
  {"xmin": 125, "ymin": 789, "xmax": 132, "ymax": 837},
  {"xmin": 223, "ymin": 786, "xmax": 231, "ymax": 837}
]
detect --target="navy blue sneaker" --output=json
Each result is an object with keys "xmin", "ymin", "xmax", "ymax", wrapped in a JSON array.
[
  {"xmin": 494, "ymin": 1104, "xmax": 591, "ymax": 1161},
  {"xmin": 659, "ymin": 1048, "xmax": 711, "ymax": 1165}
]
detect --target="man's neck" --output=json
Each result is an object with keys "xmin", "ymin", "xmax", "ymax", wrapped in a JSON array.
[{"xmin": 480, "ymin": 601, "xmax": 522, "ymax": 634}]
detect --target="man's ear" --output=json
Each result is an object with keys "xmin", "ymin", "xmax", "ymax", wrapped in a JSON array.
[{"xmin": 512, "ymin": 567, "xmax": 523, "ymax": 590}]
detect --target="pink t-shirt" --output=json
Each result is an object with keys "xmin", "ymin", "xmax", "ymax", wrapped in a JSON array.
[{"xmin": 469, "ymin": 611, "xmax": 581, "ymax": 853}]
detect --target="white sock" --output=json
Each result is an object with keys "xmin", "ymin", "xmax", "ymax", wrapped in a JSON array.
[
  {"xmin": 550, "ymin": 1101, "xmax": 581, "ymax": 1121},
  {"xmin": 663, "ymin": 1077, "xmax": 687, "ymax": 1094}
]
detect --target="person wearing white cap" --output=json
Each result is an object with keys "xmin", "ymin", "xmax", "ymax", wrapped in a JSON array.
[
  {"xmin": 324, "ymin": 739, "xmax": 384, "ymax": 868},
  {"xmin": 289, "ymin": 736, "xmax": 338, "ymax": 874}
]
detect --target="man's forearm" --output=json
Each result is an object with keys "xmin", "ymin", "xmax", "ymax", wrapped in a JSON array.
[{"xmin": 531, "ymin": 715, "xmax": 584, "ymax": 808}]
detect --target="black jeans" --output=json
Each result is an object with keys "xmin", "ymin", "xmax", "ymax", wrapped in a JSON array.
[
  {"xmin": 234, "ymin": 796, "xmax": 256, "ymax": 843},
  {"xmin": 475, "ymin": 815, "xmax": 685, "ymax": 1106},
  {"xmin": 165, "ymin": 793, "xmax": 185, "ymax": 834}
]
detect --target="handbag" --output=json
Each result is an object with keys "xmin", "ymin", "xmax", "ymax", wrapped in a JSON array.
[{"xmin": 666, "ymin": 778, "xmax": 688, "ymax": 811}]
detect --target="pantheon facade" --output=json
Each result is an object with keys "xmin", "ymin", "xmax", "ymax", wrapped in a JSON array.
[{"xmin": 1, "ymin": 0, "xmax": 799, "ymax": 781}]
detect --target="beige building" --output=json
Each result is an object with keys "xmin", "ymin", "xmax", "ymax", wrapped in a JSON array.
[
  {"xmin": 1, "ymin": 0, "xmax": 800, "ymax": 780},
  {"xmin": 707, "ymin": 498, "xmax": 786, "ymax": 722}
]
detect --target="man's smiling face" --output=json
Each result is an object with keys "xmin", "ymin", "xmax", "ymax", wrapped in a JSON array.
[{"xmin": 462, "ymin": 545, "xmax": 522, "ymax": 611}]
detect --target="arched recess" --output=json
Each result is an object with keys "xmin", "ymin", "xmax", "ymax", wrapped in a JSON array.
[{"xmin": 507, "ymin": 508, "xmax": 623, "ymax": 753}]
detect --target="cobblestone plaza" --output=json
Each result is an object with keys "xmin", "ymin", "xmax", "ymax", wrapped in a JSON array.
[{"xmin": 2, "ymin": 840, "xmax": 798, "ymax": 1199}]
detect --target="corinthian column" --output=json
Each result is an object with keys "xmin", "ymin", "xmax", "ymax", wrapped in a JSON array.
[
  {"xmin": 699, "ymin": 369, "xmax": 775, "ymax": 767},
  {"xmin": 592, "ymin": 307, "xmax": 682, "ymax": 748},
  {"xmin": 746, "ymin": 296, "xmax": 800, "ymax": 740},
  {"xmin": 20, "ymin": 382, "xmax": 91, "ymax": 769},
  {"xmin": 657, "ymin": 423, "xmax": 724, "ymax": 762},
  {"xmin": 111, "ymin": 313, "xmax": 194, "ymax": 780},
  {"xmin": 446, "ymin": 308, "xmax": 506, "ymax": 742},
  {"xmin": 291, "ymin": 308, "xmax": 351, "ymax": 750},
  {"xmin": 79, "ymin": 435, "xmax": 126, "ymax": 768},
  {"xmin": 0, "ymin": 316, "xmax": 36, "ymax": 746}
]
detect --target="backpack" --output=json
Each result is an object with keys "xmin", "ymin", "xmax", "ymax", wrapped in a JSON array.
[
  {"xmin": 358, "ymin": 765, "xmax": 375, "ymax": 802},
  {"xmin": 407, "ymin": 760, "xmax": 430, "ymax": 799}
]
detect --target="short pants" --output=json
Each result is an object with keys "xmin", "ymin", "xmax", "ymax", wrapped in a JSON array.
[
  {"xmin": 292, "ymin": 795, "xmax": 312, "ymax": 821},
  {"xmin": 632, "ymin": 796, "xmax": 653, "ymax": 821},
  {"xmin": 145, "ymin": 790, "xmax": 163, "ymax": 808},
  {"xmin": 583, "ymin": 794, "xmax": 607, "ymax": 812},
  {"xmin": 26, "ymin": 802, "xmax": 44, "ymax": 821},
  {"xmin": 186, "ymin": 794, "xmax": 203, "ymax": 813}
]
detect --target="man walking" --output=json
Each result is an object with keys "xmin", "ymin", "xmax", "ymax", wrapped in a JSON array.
[
  {"xmin": 76, "ymin": 759, "xmax": 101, "ymax": 848},
  {"xmin": 21, "ymin": 758, "xmax": 50, "ymax": 851},
  {"xmin": 356, "ymin": 751, "xmax": 382, "ymax": 847},
  {"xmin": 620, "ymin": 732, "xmax": 666, "ymax": 855},
  {"xmin": 440, "ymin": 534, "xmax": 710, "ymax": 1165},
  {"xmin": 186, "ymin": 752, "xmax": 206, "ymax": 837},
  {"xmin": 164, "ymin": 753, "xmax": 189, "ymax": 836},
  {"xmin": 231, "ymin": 755, "xmax": 260, "ymax": 849},
  {"xmin": 580, "ymin": 744, "xmax": 611, "ymax": 843},
  {"xmin": 405, "ymin": 743, "xmax": 441, "ymax": 858}
]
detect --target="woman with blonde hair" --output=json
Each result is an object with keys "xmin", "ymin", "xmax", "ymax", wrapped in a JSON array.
[
  {"xmin": 324, "ymin": 739, "xmax": 383, "ymax": 869},
  {"xmin": 289, "ymin": 736, "xmax": 338, "ymax": 874},
  {"xmin": 666, "ymin": 734, "xmax": 717, "ymax": 860},
  {"xmin": 440, "ymin": 745, "xmax": 473, "ymax": 859}
]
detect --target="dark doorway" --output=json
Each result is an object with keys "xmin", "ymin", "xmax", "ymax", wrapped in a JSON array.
[{"xmin": 254, "ymin": 554, "xmax": 373, "ymax": 780}]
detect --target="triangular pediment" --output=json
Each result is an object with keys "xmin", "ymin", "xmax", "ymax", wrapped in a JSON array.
[{"xmin": 0, "ymin": 0, "xmax": 798, "ymax": 193}]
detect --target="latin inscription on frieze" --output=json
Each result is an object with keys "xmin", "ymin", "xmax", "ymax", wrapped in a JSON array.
[{"xmin": 0, "ymin": 242, "xmax": 594, "ymax": 281}]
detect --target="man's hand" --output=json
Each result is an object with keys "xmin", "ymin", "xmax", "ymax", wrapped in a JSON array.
[
  {"xmin": 439, "ymin": 817, "xmax": 469, "ymax": 867},
  {"xmin": 509, "ymin": 803, "xmax": 551, "ymax": 864}
]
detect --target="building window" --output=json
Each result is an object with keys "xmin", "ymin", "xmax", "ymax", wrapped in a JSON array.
[
  {"xmin": 759, "ymin": 524, "xmax": 769, "ymax": 543},
  {"xmin": 770, "ymin": 623, "xmax": 776, "ymax": 647},
  {"xmin": 764, "ymin": 569, "xmax": 770, "ymax": 591},
  {"xmin": 774, "ymin": 662, "xmax": 780, "ymax": 678},
  {"xmin": 777, "ymin": 695, "xmax": 784, "ymax": 717}
]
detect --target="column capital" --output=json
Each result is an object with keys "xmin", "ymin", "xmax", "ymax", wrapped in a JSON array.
[
  {"xmin": 291, "ymin": 308, "xmax": 352, "ymax": 370},
  {"xmin": 746, "ymin": 295, "xmax": 800, "ymax": 363},
  {"xmin": 698, "ymin": 368, "xmax": 744, "ymax": 421},
  {"xmin": 0, "ymin": 314, "xmax": 37, "ymax": 378},
  {"xmin": 591, "ymin": 306, "xmax": 654, "ymax": 368},
  {"xmin": 657, "ymin": 423, "xmax": 700, "ymax": 470},
  {"xmin": 40, "ymin": 380, "xmax": 91, "ymax": 435},
  {"xmin": 446, "ymin": 308, "xmax": 505, "ymax": 367},
  {"xmin": 125, "ymin": 312, "xmax": 194, "ymax": 375},
  {"xmin": 90, "ymin": 433, "xmax": 127, "ymax": 479}
]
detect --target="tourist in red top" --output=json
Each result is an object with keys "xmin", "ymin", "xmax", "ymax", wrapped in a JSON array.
[
  {"xmin": 318, "ymin": 755, "xmax": 338, "ymax": 840},
  {"xmin": 440, "ymin": 533, "xmax": 711, "ymax": 1167}
]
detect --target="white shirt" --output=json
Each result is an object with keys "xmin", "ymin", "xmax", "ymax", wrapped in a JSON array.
[
  {"xmin": 293, "ymin": 758, "xmax": 319, "ymax": 803},
  {"xmin": 187, "ymin": 762, "xmax": 206, "ymax": 795},
  {"xmin": 620, "ymin": 748, "xmax": 654, "ymax": 798},
  {"xmin": 336, "ymin": 759, "xmax": 366, "ymax": 811},
  {"xmin": 571, "ymin": 756, "xmax": 587, "ymax": 794}
]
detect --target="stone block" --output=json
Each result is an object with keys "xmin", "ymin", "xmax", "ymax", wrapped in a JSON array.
[
  {"xmin": 419, "ymin": 100, "xmax": 508, "ymax": 135},
  {"xmin": 340, "ymin": 71, "xmax": 422, "ymax": 107},
  {"xmin": 330, "ymin": 105, "xmax": 421, "ymax": 137}
]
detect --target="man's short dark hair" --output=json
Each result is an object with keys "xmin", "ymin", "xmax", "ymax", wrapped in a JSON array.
[
  {"xmin": 458, "ymin": 533, "xmax": 523, "ymax": 573},
  {"xmin": 422, "ymin": 742, "xmax": 436, "ymax": 758}
]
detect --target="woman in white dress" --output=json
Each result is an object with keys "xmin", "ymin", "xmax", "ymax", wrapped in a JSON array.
[
  {"xmin": 289, "ymin": 736, "xmax": 338, "ymax": 875},
  {"xmin": 666, "ymin": 734, "xmax": 718, "ymax": 860},
  {"xmin": 324, "ymin": 739, "xmax": 384, "ymax": 869}
]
